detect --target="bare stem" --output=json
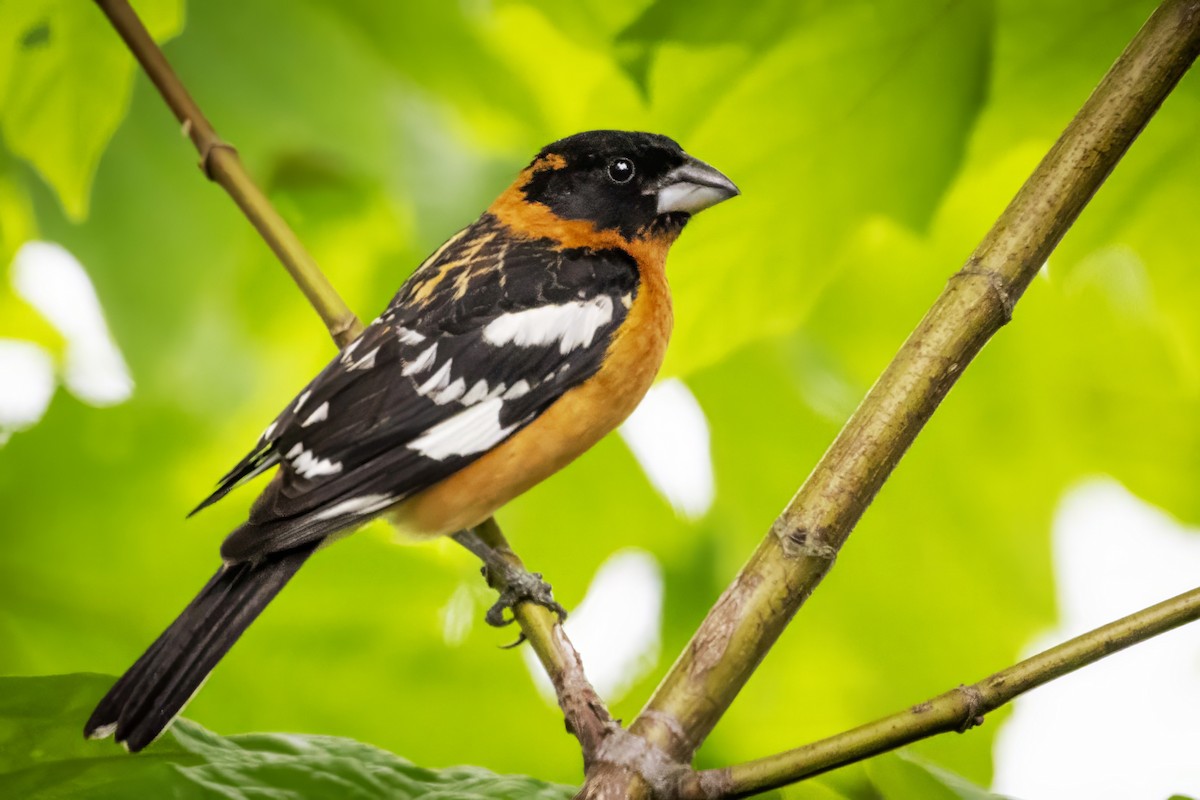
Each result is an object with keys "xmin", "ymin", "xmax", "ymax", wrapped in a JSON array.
[
  {"xmin": 94, "ymin": 0, "xmax": 360, "ymax": 346},
  {"xmin": 586, "ymin": 0, "xmax": 1200, "ymax": 795},
  {"xmin": 473, "ymin": 518, "xmax": 618, "ymax": 764},
  {"xmin": 92, "ymin": 0, "xmax": 609, "ymax": 760},
  {"xmin": 676, "ymin": 585, "xmax": 1200, "ymax": 798}
]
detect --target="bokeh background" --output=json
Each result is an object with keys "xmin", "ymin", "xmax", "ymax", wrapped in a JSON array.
[{"xmin": 3, "ymin": 0, "xmax": 1200, "ymax": 797}]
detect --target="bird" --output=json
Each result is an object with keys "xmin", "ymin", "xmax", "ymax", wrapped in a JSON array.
[{"xmin": 84, "ymin": 130, "xmax": 739, "ymax": 752}]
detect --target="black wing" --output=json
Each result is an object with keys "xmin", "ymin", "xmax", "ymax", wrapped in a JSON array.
[{"xmin": 196, "ymin": 214, "xmax": 640, "ymax": 561}]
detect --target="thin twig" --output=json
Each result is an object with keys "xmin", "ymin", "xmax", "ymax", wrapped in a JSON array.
[
  {"xmin": 92, "ymin": 0, "xmax": 610, "ymax": 760},
  {"xmin": 93, "ymin": 0, "xmax": 359, "ymax": 347},
  {"xmin": 473, "ymin": 518, "xmax": 618, "ymax": 764},
  {"xmin": 675, "ymin": 585, "xmax": 1200, "ymax": 798},
  {"xmin": 588, "ymin": 0, "xmax": 1200, "ymax": 796}
]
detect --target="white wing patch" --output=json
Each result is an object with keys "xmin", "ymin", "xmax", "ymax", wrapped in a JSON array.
[
  {"xmin": 431, "ymin": 377, "xmax": 466, "ymax": 405},
  {"xmin": 461, "ymin": 380, "xmax": 490, "ymax": 405},
  {"xmin": 408, "ymin": 397, "xmax": 516, "ymax": 460},
  {"xmin": 402, "ymin": 343, "xmax": 438, "ymax": 376},
  {"xmin": 503, "ymin": 380, "xmax": 530, "ymax": 399},
  {"xmin": 339, "ymin": 339, "xmax": 361, "ymax": 364},
  {"xmin": 312, "ymin": 493, "xmax": 395, "ymax": 521},
  {"xmin": 301, "ymin": 401, "xmax": 329, "ymax": 427},
  {"xmin": 285, "ymin": 442, "xmax": 343, "ymax": 479},
  {"xmin": 482, "ymin": 296, "xmax": 614, "ymax": 355},
  {"xmin": 396, "ymin": 326, "xmax": 426, "ymax": 345},
  {"xmin": 417, "ymin": 359, "xmax": 454, "ymax": 396},
  {"xmin": 347, "ymin": 346, "xmax": 380, "ymax": 372}
]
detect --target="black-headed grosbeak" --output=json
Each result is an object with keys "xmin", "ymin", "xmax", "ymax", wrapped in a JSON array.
[{"xmin": 84, "ymin": 130, "xmax": 738, "ymax": 751}]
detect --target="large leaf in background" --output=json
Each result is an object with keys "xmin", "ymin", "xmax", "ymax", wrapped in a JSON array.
[
  {"xmin": 0, "ymin": 0, "xmax": 184, "ymax": 220},
  {"xmin": 494, "ymin": 0, "xmax": 992, "ymax": 378},
  {"xmin": 615, "ymin": 0, "xmax": 813, "ymax": 91},
  {"xmin": 657, "ymin": 0, "xmax": 991, "ymax": 377},
  {"xmin": 685, "ymin": 0, "xmax": 1199, "ymax": 788},
  {"xmin": 0, "ymin": 674, "xmax": 575, "ymax": 799},
  {"xmin": 866, "ymin": 751, "xmax": 1012, "ymax": 799}
]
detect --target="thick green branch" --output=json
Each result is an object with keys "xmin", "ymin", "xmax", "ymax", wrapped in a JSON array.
[
  {"xmin": 591, "ymin": 0, "xmax": 1200, "ymax": 794},
  {"xmin": 93, "ymin": 0, "xmax": 612, "ymax": 763},
  {"xmin": 676, "ymin": 585, "xmax": 1200, "ymax": 798}
]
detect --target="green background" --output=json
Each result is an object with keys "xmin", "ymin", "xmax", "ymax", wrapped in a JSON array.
[{"xmin": 2, "ymin": 0, "xmax": 1198, "ymax": 796}]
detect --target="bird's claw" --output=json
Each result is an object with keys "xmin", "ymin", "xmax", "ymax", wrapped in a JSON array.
[{"xmin": 483, "ymin": 569, "xmax": 567, "ymax": 629}]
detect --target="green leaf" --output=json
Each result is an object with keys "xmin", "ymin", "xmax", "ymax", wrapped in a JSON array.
[
  {"xmin": 0, "ymin": 0, "xmax": 184, "ymax": 220},
  {"xmin": 651, "ymin": 0, "xmax": 993, "ymax": 376},
  {"xmin": 615, "ymin": 0, "xmax": 804, "ymax": 90},
  {"xmin": 504, "ymin": 0, "xmax": 654, "ymax": 48},
  {"xmin": 0, "ymin": 674, "xmax": 576, "ymax": 799},
  {"xmin": 866, "ymin": 751, "xmax": 1014, "ymax": 800},
  {"xmin": 779, "ymin": 778, "xmax": 855, "ymax": 800}
]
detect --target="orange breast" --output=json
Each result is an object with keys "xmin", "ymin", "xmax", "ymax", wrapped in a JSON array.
[{"xmin": 388, "ymin": 254, "xmax": 673, "ymax": 538}]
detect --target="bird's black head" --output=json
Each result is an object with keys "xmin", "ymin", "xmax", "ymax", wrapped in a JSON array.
[{"xmin": 519, "ymin": 130, "xmax": 739, "ymax": 241}]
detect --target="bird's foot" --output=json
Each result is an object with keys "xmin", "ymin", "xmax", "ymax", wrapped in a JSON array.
[
  {"xmin": 482, "ymin": 565, "xmax": 567, "ymax": 628},
  {"xmin": 451, "ymin": 528, "xmax": 568, "ymax": 642}
]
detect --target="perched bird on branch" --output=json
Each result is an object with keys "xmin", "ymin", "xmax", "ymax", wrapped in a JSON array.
[{"xmin": 85, "ymin": 130, "xmax": 738, "ymax": 752}]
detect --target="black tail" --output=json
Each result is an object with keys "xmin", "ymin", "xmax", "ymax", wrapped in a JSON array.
[{"xmin": 84, "ymin": 543, "xmax": 317, "ymax": 752}]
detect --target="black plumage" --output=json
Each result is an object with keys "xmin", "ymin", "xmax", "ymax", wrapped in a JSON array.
[
  {"xmin": 85, "ymin": 544, "xmax": 316, "ymax": 752},
  {"xmin": 86, "ymin": 129, "xmax": 737, "ymax": 752},
  {"xmin": 86, "ymin": 210, "xmax": 640, "ymax": 749}
]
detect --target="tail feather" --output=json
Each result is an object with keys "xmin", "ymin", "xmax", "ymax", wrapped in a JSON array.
[{"xmin": 85, "ymin": 544, "xmax": 317, "ymax": 752}]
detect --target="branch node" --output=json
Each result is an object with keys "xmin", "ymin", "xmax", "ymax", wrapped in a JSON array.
[
  {"xmin": 330, "ymin": 314, "xmax": 365, "ymax": 349},
  {"xmin": 675, "ymin": 767, "xmax": 734, "ymax": 800},
  {"xmin": 592, "ymin": 728, "xmax": 691, "ymax": 798},
  {"xmin": 952, "ymin": 264, "xmax": 1014, "ymax": 324},
  {"xmin": 955, "ymin": 684, "xmax": 987, "ymax": 732},
  {"xmin": 637, "ymin": 710, "xmax": 692, "ymax": 756},
  {"xmin": 775, "ymin": 521, "xmax": 838, "ymax": 561},
  {"xmin": 198, "ymin": 139, "xmax": 238, "ymax": 181}
]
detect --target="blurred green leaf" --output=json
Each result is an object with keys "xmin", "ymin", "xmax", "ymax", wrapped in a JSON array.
[
  {"xmin": 0, "ymin": 0, "xmax": 184, "ymax": 219},
  {"xmin": 652, "ymin": 0, "xmax": 992, "ymax": 376},
  {"xmin": 866, "ymin": 751, "xmax": 1013, "ymax": 799},
  {"xmin": 506, "ymin": 0, "xmax": 653, "ymax": 48},
  {"xmin": 615, "ymin": 0, "xmax": 804, "ymax": 90},
  {"xmin": 0, "ymin": 674, "xmax": 575, "ymax": 799},
  {"xmin": 780, "ymin": 777, "xmax": 855, "ymax": 800}
]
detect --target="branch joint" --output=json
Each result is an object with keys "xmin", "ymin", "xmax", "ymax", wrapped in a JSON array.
[
  {"xmin": 954, "ymin": 684, "xmax": 986, "ymax": 733},
  {"xmin": 591, "ymin": 729, "xmax": 692, "ymax": 799},
  {"xmin": 951, "ymin": 264, "xmax": 1014, "ymax": 324},
  {"xmin": 198, "ymin": 139, "xmax": 239, "ymax": 181},
  {"xmin": 775, "ymin": 521, "xmax": 838, "ymax": 561}
]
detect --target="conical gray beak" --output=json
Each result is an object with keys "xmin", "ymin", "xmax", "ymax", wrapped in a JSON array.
[{"xmin": 653, "ymin": 157, "xmax": 740, "ymax": 215}]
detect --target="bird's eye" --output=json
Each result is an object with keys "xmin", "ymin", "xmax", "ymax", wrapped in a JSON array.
[{"xmin": 607, "ymin": 157, "xmax": 635, "ymax": 184}]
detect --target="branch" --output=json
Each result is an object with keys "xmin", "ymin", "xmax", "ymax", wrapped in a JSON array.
[
  {"xmin": 93, "ymin": 0, "xmax": 613, "ymax": 764},
  {"xmin": 676, "ymin": 585, "xmax": 1200, "ymax": 798},
  {"xmin": 472, "ymin": 519, "xmax": 618, "ymax": 764},
  {"xmin": 589, "ymin": 0, "xmax": 1200, "ymax": 795},
  {"xmin": 93, "ymin": 0, "xmax": 359, "ymax": 347}
]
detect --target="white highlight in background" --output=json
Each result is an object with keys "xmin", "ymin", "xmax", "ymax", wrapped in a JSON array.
[
  {"xmin": 992, "ymin": 478, "xmax": 1200, "ymax": 799},
  {"xmin": 619, "ymin": 378, "xmax": 715, "ymax": 519},
  {"xmin": 524, "ymin": 549, "xmax": 663, "ymax": 703},
  {"xmin": 0, "ymin": 340, "xmax": 56, "ymax": 444},
  {"xmin": 12, "ymin": 241, "xmax": 133, "ymax": 406}
]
